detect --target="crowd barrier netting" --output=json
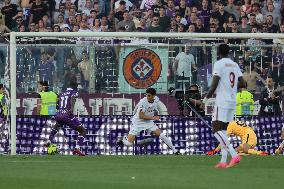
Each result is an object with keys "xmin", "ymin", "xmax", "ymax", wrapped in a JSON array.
[{"xmin": 0, "ymin": 116, "xmax": 283, "ymax": 155}]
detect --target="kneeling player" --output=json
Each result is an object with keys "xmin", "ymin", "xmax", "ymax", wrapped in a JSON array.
[
  {"xmin": 275, "ymin": 129, "xmax": 284, "ymax": 155},
  {"xmin": 207, "ymin": 121, "xmax": 268, "ymax": 156},
  {"xmin": 117, "ymin": 88, "xmax": 180, "ymax": 155},
  {"xmin": 46, "ymin": 79, "xmax": 86, "ymax": 156}
]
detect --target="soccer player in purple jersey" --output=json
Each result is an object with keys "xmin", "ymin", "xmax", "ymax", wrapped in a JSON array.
[{"xmin": 46, "ymin": 79, "xmax": 86, "ymax": 156}]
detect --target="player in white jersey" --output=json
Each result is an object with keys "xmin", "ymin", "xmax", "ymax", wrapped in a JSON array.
[
  {"xmin": 117, "ymin": 88, "xmax": 180, "ymax": 155},
  {"xmin": 201, "ymin": 44, "xmax": 246, "ymax": 168}
]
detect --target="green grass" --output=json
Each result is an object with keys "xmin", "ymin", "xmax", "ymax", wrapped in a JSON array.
[{"xmin": 0, "ymin": 155, "xmax": 283, "ymax": 189}]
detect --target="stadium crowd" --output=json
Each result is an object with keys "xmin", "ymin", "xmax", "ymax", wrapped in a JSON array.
[{"xmin": 0, "ymin": 0, "xmax": 284, "ymax": 97}]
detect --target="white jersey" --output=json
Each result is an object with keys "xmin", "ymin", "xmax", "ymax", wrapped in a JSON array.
[
  {"xmin": 132, "ymin": 96, "xmax": 159, "ymax": 125},
  {"xmin": 213, "ymin": 58, "xmax": 242, "ymax": 109}
]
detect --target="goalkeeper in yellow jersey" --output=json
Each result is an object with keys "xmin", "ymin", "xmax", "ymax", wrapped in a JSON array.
[
  {"xmin": 275, "ymin": 129, "xmax": 284, "ymax": 155},
  {"xmin": 207, "ymin": 121, "xmax": 268, "ymax": 156}
]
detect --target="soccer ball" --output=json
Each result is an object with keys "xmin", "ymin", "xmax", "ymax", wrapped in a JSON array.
[{"xmin": 47, "ymin": 144, "xmax": 58, "ymax": 155}]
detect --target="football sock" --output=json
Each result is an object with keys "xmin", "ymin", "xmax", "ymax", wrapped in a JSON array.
[
  {"xmin": 279, "ymin": 141, "xmax": 284, "ymax": 149},
  {"xmin": 159, "ymin": 133, "xmax": 177, "ymax": 153},
  {"xmin": 247, "ymin": 149, "xmax": 262, "ymax": 155},
  {"xmin": 76, "ymin": 136, "xmax": 85, "ymax": 149},
  {"xmin": 220, "ymin": 146, "xmax": 228, "ymax": 163},
  {"xmin": 123, "ymin": 136, "xmax": 133, "ymax": 146},
  {"xmin": 214, "ymin": 131, "xmax": 238, "ymax": 158},
  {"xmin": 49, "ymin": 128, "xmax": 58, "ymax": 142}
]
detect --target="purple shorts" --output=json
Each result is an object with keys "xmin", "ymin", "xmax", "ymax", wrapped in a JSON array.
[{"xmin": 55, "ymin": 112, "xmax": 81, "ymax": 129}]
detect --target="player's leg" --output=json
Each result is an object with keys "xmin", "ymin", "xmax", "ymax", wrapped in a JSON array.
[
  {"xmin": 122, "ymin": 134, "xmax": 136, "ymax": 146},
  {"xmin": 69, "ymin": 117, "xmax": 86, "ymax": 156},
  {"xmin": 46, "ymin": 121, "xmax": 61, "ymax": 147},
  {"xmin": 243, "ymin": 133, "xmax": 268, "ymax": 155},
  {"xmin": 152, "ymin": 128, "xmax": 179, "ymax": 154},
  {"xmin": 275, "ymin": 130, "xmax": 284, "ymax": 155},
  {"xmin": 213, "ymin": 121, "xmax": 229, "ymax": 168},
  {"xmin": 117, "ymin": 125, "xmax": 137, "ymax": 146}
]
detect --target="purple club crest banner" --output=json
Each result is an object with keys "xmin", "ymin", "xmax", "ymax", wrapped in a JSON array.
[{"xmin": 119, "ymin": 47, "xmax": 169, "ymax": 93}]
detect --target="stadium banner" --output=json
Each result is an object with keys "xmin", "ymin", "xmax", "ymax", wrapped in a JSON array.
[
  {"xmin": 118, "ymin": 47, "xmax": 169, "ymax": 93},
  {"xmin": 0, "ymin": 116, "xmax": 282, "ymax": 155},
  {"xmin": 17, "ymin": 93, "xmax": 179, "ymax": 115}
]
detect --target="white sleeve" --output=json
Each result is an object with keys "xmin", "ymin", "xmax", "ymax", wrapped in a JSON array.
[
  {"xmin": 213, "ymin": 62, "xmax": 222, "ymax": 77},
  {"xmin": 136, "ymin": 101, "xmax": 146, "ymax": 113},
  {"xmin": 237, "ymin": 65, "xmax": 243, "ymax": 77},
  {"xmin": 140, "ymin": 0, "xmax": 146, "ymax": 9},
  {"xmin": 175, "ymin": 53, "xmax": 181, "ymax": 61}
]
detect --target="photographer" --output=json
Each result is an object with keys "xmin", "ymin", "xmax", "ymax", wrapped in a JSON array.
[{"xmin": 174, "ymin": 84, "xmax": 205, "ymax": 116}]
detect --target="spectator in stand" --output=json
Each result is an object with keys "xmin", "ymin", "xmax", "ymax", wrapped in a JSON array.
[
  {"xmin": 78, "ymin": 19, "xmax": 92, "ymax": 32},
  {"xmin": 78, "ymin": 50, "xmax": 90, "ymax": 87},
  {"xmin": 53, "ymin": 4, "xmax": 67, "ymax": 23},
  {"xmin": 115, "ymin": 0, "xmax": 126, "ymax": 22},
  {"xmin": 264, "ymin": 3, "xmax": 281, "ymax": 26},
  {"xmin": 116, "ymin": 11, "xmax": 135, "ymax": 32},
  {"xmin": 87, "ymin": 10, "xmax": 97, "ymax": 27},
  {"xmin": 92, "ymin": 18, "xmax": 101, "ymax": 32},
  {"xmin": 241, "ymin": 0, "xmax": 252, "ymax": 14},
  {"xmin": 136, "ymin": 18, "xmax": 147, "ymax": 31},
  {"xmin": 115, "ymin": 0, "xmax": 133, "ymax": 11},
  {"xmin": 166, "ymin": 0, "xmax": 176, "ymax": 18},
  {"xmin": 225, "ymin": 0, "xmax": 238, "ymax": 20},
  {"xmin": 250, "ymin": 3, "xmax": 263, "ymax": 25},
  {"xmin": 258, "ymin": 76, "xmax": 282, "ymax": 117},
  {"xmin": 266, "ymin": 15, "xmax": 279, "ymax": 33},
  {"xmin": 167, "ymin": 18, "xmax": 177, "ymax": 32},
  {"xmin": 148, "ymin": 15, "xmax": 163, "ymax": 32},
  {"xmin": 0, "ymin": 17, "xmax": 11, "ymax": 33},
  {"xmin": 212, "ymin": 2, "xmax": 231, "ymax": 28},
  {"xmin": 195, "ymin": 18, "xmax": 206, "ymax": 32},
  {"xmin": 1, "ymin": 0, "xmax": 18, "ymax": 29},
  {"xmin": 37, "ymin": 51, "xmax": 56, "ymax": 87},
  {"xmin": 223, "ymin": 14, "xmax": 235, "ymax": 32},
  {"xmin": 28, "ymin": 22, "xmax": 37, "ymax": 32},
  {"xmin": 176, "ymin": 0, "xmax": 190, "ymax": 18},
  {"xmin": 19, "ymin": 0, "xmax": 32, "ymax": 9},
  {"xmin": 271, "ymin": 46, "xmax": 284, "ymax": 86},
  {"xmin": 29, "ymin": 0, "xmax": 49, "ymax": 25},
  {"xmin": 140, "ymin": 0, "xmax": 156, "ymax": 10},
  {"xmin": 238, "ymin": 15, "xmax": 251, "ymax": 33},
  {"xmin": 12, "ymin": 16, "xmax": 27, "ymax": 31},
  {"xmin": 247, "ymin": 13, "xmax": 258, "ymax": 28},
  {"xmin": 198, "ymin": 0, "xmax": 211, "ymax": 28},
  {"xmin": 38, "ymin": 19, "xmax": 46, "ymax": 32},
  {"xmin": 53, "ymin": 24, "xmax": 61, "ymax": 32},
  {"xmin": 174, "ymin": 46, "xmax": 197, "ymax": 88},
  {"xmin": 158, "ymin": 7, "xmax": 171, "ymax": 31}
]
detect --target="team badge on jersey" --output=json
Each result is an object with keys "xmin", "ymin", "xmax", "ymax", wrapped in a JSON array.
[{"xmin": 123, "ymin": 49, "xmax": 162, "ymax": 89}]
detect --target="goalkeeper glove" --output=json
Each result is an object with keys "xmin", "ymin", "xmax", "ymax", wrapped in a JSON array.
[{"xmin": 206, "ymin": 149, "xmax": 220, "ymax": 155}]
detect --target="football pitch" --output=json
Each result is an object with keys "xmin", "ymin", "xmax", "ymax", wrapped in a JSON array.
[{"xmin": 0, "ymin": 155, "xmax": 283, "ymax": 189}]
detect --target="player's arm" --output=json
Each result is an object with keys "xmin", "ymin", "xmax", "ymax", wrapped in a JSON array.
[
  {"xmin": 205, "ymin": 75, "xmax": 220, "ymax": 99},
  {"xmin": 139, "ymin": 110, "xmax": 160, "ymax": 121}
]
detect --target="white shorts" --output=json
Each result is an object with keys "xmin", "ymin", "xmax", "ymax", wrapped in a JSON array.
[
  {"xmin": 129, "ymin": 121, "xmax": 159, "ymax": 136},
  {"xmin": 212, "ymin": 106, "xmax": 235, "ymax": 123}
]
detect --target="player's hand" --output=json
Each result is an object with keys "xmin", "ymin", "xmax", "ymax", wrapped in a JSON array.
[
  {"xmin": 275, "ymin": 147, "xmax": 283, "ymax": 155},
  {"xmin": 153, "ymin": 116, "xmax": 160, "ymax": 121}
]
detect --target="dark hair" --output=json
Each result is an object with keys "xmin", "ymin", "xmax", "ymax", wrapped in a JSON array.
[
  {"xmin": 69, "ymin": 78, "xmax": 78, "ymax": 90},
  {"xmin": 0, "ymin": 83, "xmax": 3, "ymax": 90},
  {"xmin": 218, "ymin": 43, "xmax": 230, "ymax": 56},
  {"xmin": 146, "ymin": 88, "xmax": 156, "ymax": 95},
  {"xmin": 39, "ymin": 81, "xmax": 49, "ymax": 87}
]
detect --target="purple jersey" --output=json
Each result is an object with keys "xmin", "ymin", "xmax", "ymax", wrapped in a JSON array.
[
  {"xmin": 57, "ymin": 88, "xmax": 78, "ymax": 114},
  {"xmin": 55, "ymin": 88, "xmax": 81, "ymax": 129}
]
